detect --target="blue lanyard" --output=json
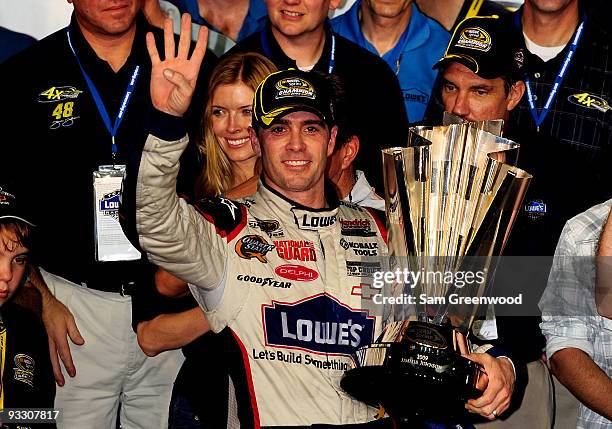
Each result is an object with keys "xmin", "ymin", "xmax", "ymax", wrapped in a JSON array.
[
  {"xmin": 515, "ymin": 13, "xmax": 585, "ymax": 131},
  {"xmin": 260, "ymin": 28, "xmax": 335, "ymax": 74},
  {"xmin": 66, "ymin": 29, "xmax": 140, "ymax": 162}
]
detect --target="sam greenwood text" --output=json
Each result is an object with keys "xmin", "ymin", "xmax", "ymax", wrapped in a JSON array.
[{"xmin": 372, "ymin": 293, "xmax": 523, "ymax": 305}]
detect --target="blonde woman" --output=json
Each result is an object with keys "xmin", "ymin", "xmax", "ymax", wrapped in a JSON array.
[
  {"xmin": 196, "ymin": 52, "xmax": 276, "ymax": 199},
  {"xmin": 135, "ymin": 52, "xmax": 276, "ymax": 428}
]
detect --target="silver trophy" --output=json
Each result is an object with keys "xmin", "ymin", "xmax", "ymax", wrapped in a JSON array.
[{"xmin": 341, "ymin": 117, "xmax": 532, "ymax": 423}]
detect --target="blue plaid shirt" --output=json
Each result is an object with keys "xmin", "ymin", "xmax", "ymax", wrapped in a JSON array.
[{"xmin": 540, "ymin": 199, "xmax": 612, "ymax": 428}]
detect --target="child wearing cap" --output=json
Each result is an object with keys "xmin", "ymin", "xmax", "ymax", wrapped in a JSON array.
[{"xmin": 0, "ymin": 186, "xmax": 55, "ymax": 428}]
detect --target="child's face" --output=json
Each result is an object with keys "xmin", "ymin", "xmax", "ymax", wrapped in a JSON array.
[{"xmin": 0, "ymin": 229, "xmax": 29, "ymax": 306}]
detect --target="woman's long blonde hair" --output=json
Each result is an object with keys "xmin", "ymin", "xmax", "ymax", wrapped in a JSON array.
[{"xmin": 198, "ymin": 52, "xmax": 277, "ymax": 197}]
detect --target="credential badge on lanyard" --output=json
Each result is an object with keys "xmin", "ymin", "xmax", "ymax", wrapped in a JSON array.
[
  {"xmin": 66, "ymin": 29, "xmax": 141, "ymax": 262},
  {"xmin": 93, "ymin": 166, "xmax": 141, "ymax": 262}
]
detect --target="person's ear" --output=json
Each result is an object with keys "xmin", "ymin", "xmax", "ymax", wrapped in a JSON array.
[
  {"xmin": 249, "ymin": 127, "xmax": 261, "ymax": 157},
  {"xmin": 341, "ymin": 136, "xmax": 360, "ymax": 171},
  {"xmin": 329, "ymin": 0, "xmax": 342, "ymax": 11},
  {"xmin": 327, "ymin": 125, "xmax": 338, "ymax": 157},
  {"xmin": 506, "ymin": 80, "xmax": 526, "ymax": 112}
]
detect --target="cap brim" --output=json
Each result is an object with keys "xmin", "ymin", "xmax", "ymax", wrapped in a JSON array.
[
  {"xmin": 434, "ymin": 54, "xmax": 507, "ymax": 80},
  {"xmin": 261, "ymin": 105, "xmax": 329, "ymax": 129},
  {"xmin": 0, "ymin": 215, "xmax": 36, "ymax": 227}
]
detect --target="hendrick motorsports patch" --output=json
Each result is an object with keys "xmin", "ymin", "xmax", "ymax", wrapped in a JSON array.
[
  {"xmin": 568, "ymin": 92, "xmax": 610, "ymax": 113},
  {"xmin": 456, "ymin": 27, "xmax": 492, "ymax": 52},
  {"xmin": 275, "ymin": 77, "xmax": 315, "ymax": 99}
]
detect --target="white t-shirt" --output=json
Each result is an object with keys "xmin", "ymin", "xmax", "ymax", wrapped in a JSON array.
[{"xmin": 523, "ymin": 32, "xmax": 566, "ymax": 62}]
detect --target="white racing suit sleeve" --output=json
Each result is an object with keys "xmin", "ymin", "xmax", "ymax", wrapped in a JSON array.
[{"xmin": 135, "ymin": 111, "xmax": 227, "ymax": 293}]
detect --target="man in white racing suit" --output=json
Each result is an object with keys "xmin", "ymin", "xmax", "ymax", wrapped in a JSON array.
[
  {"xmin": 134, "ymin": 19, "xmax": 387, "ymax": 425},
  {"xmin": 132, "ymin": 18, "xmax": 515, "ymax": 427}
]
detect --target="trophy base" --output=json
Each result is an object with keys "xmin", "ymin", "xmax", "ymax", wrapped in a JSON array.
[{"xmin": 341, "ymin": 322, "xmax": 483, "ymax": 422}]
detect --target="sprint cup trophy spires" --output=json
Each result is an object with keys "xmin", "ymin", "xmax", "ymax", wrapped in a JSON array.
[{"xmin": 341, "ymin": 118, "xmax": 532, "ymax": 424}]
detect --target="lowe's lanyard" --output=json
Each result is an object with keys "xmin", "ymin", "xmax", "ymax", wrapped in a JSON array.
[
  {"xmin": 261, "ymin": 29, "xmax": 336, "ymax": 74},
  {"xmin": 66, "ymin": 29, "xmax": 140, "ymax": 163},
  {"xmin": 516, "ymin": 14, "xmax": 585, "ymax": 131}
]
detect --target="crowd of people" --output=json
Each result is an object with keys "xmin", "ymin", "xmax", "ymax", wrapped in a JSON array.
[{"xmin": 0, "ymin": 0, "xmax": 610, "ymax": 428}]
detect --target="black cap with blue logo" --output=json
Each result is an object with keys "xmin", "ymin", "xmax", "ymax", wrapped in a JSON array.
[
  {"xmin": 433, "ymin": 15, "xmax": 525, "ymax": 80},
  {"xmin": 252, "ymin": 69, "xmax": 335, "ymax": 130}
]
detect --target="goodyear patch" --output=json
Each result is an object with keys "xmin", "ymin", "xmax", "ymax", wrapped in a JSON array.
[
  {"xmin": 568, "ymin": 93, "xmax": 610, "ymax": 113},
  {"xmin": 275, "ymin": 77, "xmax": 315, "ymax": 100},
  {"xmin": 456, "ymin": 27, "xmax": 492, "ymax": 52}
]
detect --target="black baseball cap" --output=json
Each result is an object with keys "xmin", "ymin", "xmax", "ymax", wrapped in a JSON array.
[
  {"xmin": 0, "ymin": 186, "xmax": 35, "ymax": 227},
  {"xmin": 433, "ymin": 15, "xmax": 525, "ymax": 80},
  {"xmin": 252, "ymin": 69, "xmax": 335, "ymax": 129}
]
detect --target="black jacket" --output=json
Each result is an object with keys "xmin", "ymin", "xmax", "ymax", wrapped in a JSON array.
[
  {"xmin": 1, "ymin": 302, "xmax": 55, "ymax": 428},
  {"xmin": 0, "ymin": 13, "xmax": 215, "ymax": 291}
]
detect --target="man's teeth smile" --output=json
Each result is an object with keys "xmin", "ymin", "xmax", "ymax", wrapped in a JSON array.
[
  {"xmin": 284, "ymin": 160, "xmax": 309, "ymax": 166},
  {"xmin": 282, "ymin": 10, "xmax": 303, "ymax": 17},
  {"xmin": 227, "ymin": 137, "xmax": 250, "ymax": 147}
]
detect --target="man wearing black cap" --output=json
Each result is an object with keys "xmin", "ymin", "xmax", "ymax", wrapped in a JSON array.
[
  {"xmin": 0, "ymin": 186, "xmax": 55, "ymax": 425},
  {"xmin": 129, "ymin": 18, "xmax": 516, "ymax": 425},
  {"xmin": 137, "ymin": 62, "xmax": 386, "ymax": 426},
  {"xmin": 429, "ymin": 13, "xmax": 596, "ymax": 429},
  {"xmin": 428, "ymin": 14, "xmax": 526, "ymax": 125}
]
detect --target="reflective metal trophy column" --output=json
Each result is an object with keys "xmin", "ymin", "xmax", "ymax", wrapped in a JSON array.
[{"xmin": 341, "ymin": 119, "xmax": 532, "ymax": 424}]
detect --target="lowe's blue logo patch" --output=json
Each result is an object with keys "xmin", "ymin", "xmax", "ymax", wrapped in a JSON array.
[
  {"xmin": 100, "ymin": 191, "xmax": 121, "ymax": 220},
  {"xmin": 524, "ymin": 199, "xmax": 547, "ymax": 220},
  {"xmin": 263, "ymin": 293, "xmax": 375, "ymax": 356}
]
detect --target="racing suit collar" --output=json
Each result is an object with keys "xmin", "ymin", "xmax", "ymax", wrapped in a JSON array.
[{"xmin": 257, "ymin": 180, "xmax": 340, "ymax": 231}]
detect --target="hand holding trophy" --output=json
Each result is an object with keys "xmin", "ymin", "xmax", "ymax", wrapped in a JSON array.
[{"xmin": 341, "ymin": 117, "xmax": 532, "ymax": 425}]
